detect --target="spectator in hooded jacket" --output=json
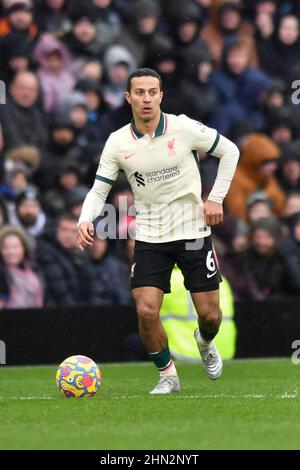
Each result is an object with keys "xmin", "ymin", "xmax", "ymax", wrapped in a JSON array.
[
  {"xmin": 226, "ymin": 133, "xmax": 286, "ymax": 220},
  {"xmin": 0, "ymin": 225, "xmax": 44, "ymax": 309},
  {"xmin": 10, "ymin": 188, "xmax": 46, "ymax": 239},
  {"xmin": 34, "ymin": 33, "xmax": 76, "ymax": 112},
  {"xmin": 103, "ymin": 45, "xmax": 136, "ymax": 109}
]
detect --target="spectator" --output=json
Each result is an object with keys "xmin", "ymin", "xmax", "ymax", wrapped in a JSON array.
[
  {"xmin": 246, "ymin": 190, "xmax": 274, "ymax": 224},
  {"xmin": 79, "ymin": 59, "xmax": 103, "ymax": 82},
  {"xmin": 36, "ymin": 111, "xmax": 84, "ymax": 188},
  {"xmin": 170, "ymin": 1, "xmax": 211, "ymax": 79},
  {"xmin": 62, "ymin": 4, "xmax": 104, "ymax": 73},
  {"xmin": 35, "ymin": 0, "xmax": 72, "ymax": 37},
  {"xmin": 0, "ymin": 71, "xmax": 48, "ymax": 152},
  {"xmin": 201, "ymin": 0, "xmax": 258, "ymax": 67},
  {"xmin": 245, "ymin": 217, "xmax": 288, "ymax": 299},
  {"xmin": 34, "ymin": 33, "xmax": 76, "ymax": 112},
  {"xmin": 277, "ymin": 141, "xmax": 300, "ymax": 192},
  {"xmin": 0, "ymin": 32, "xmax": 33, "ymax": 84},
  {"xmin": 103, "ymin": 44, "xmax": 136, "ymax": 109},
  {"xmin": 0, "ymin": 0, "xmax": 38, "ymax": 43},
  {"xmin": 59, "ymin": 92, "xmax": 101, "ymax": 176},
  {"xmin": 36, "ymin": 213, "xmax": 92, "ymax": 306},
  {"xmin": 75, "ymin": 79, "xmax": 110, "ymax": 131},
  {"xmin": 210, "ymin": 37, "xmax": 273, "ymax": 135},
  {"xmin": 0, "ymin": 225, "xmax": 44, "ymax": 309},
  {"xmin": 10, "ymin": 189, "xmax": 46, "ymax": 238},
  {"xmin": 226, "ymin": 133, "xmax": 286, "ymax": 220},
  {"xmin": 88, "ymin": 237, "xmax": 132, "ymax": 306},
  {"xmin": 117, "ymin": 0, "xmax": 164, "ymax": 67},
  {"xmin": 90, "ymin": 0, "xmax": 122, "ymax": 45},
  {"xmin": 42, "ymin": 165, "xmax": 86, "ymax": 217},
  {"xmin": 261, "ymin": 14, "xmax": 300, "ymax": 85},
  {"xmin": 282, "ymin": 191, "xmax": 300, "ymax": 231},
  {"xmin": 279, "ymin": 213, "xmax": 300, "ymax": 293},
  {"xmin": 0, "ymin": 197, "xmax": 9, "ymax": 227}
]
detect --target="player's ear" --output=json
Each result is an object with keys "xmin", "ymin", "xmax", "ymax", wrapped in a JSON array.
[
  {"xmin": 159, "ymin": 91, "xmax": 163, "ymax": 104},
  {"xmin": 125, "ymin": 92, "xmax": 131, "ymax": 105}
]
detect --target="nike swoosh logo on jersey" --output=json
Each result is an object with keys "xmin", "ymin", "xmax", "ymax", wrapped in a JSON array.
[
  {"xmin": 124, "ymin": 154, "xmax": 135, "ymax": 160},
  {"xmin": 207, "ymin": 271, "xmax": 217, "ymax": 279}
]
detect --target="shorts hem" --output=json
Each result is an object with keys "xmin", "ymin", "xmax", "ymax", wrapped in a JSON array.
[
  {"xmin": 131, "ymin": 283, "xmax": 170, "ymax": 294},
  {"xmin": 188, "ymin": 283, "xmax": 221, "ymax": 293}
]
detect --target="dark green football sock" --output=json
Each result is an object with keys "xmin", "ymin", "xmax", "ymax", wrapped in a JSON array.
[{"xmin": 149, "ymin": 348, "xmax": 172, "ymax": 371}]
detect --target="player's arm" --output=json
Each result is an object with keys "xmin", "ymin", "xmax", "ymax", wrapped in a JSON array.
[
  {"xmin": 77, "ymin": 135, "xmax": 119, "ymax": 250},
  {"xmin": 180, "ymin": 115, "xmax": 240, "ymax": 226}
]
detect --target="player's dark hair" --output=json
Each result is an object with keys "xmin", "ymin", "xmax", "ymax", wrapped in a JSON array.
[{"xmin": 127, "ymin": 68, "xmax": 162, "ymax": 92}]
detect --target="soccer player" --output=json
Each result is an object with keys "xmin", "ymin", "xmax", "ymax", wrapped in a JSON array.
[{"xmin": 78, "ymin": 68, "xmax": 240, "ymax": 394}]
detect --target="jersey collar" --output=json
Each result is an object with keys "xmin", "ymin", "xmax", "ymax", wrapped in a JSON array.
[{"xmin": 130, "ymin": 112, "xmax": 168, "ymax": 140}]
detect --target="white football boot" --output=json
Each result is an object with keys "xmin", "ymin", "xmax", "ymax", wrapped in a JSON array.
[
  {"xmin": 149, "ymin": 375, "xmax": 180, "ymax": 395},
  {"xmin": 194, "ymin": 328, "xmax": 222, "ymax": 380}
]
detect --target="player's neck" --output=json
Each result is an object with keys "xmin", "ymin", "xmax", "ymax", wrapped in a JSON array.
[{"xmin": 132, "ymin": 110, "xmax": 161, "ymax": 137}]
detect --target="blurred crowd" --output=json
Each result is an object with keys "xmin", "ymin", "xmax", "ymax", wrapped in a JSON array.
[{"xmin": 0, "ymin": 0, "xmax": 300, "ymax": 309}]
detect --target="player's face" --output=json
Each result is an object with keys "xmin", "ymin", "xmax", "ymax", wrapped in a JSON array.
[{"xmin": 125, "ymin": 76, "xmax": 163, "ymax": 123}]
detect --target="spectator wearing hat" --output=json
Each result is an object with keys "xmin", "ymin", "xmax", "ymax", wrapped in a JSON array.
[
  {"xmin": 266, "ymin": 106, "xmax": 300, "ymax": 144},
  {"xmin": 0, "ymin": 225, "xmax": 44, "ymax": 309},
  {"xmin": 0, "ymin": 71, "xmax": 48, "ymax": 152},
  {"xmin": 201, "ymin": 0, "xmax": 258, "ymax": 67},
  {"xmin": 34, "ymin": 33, "xmax": 76, "ymax": 113},
  {"xmin": 246, "ymin": 190, "xmax": 274, "ymax": 225},
  {"xmin": 0, "ymin": 161, "xmax": 37, "ymax": 203},
  {"xmin": 36, "ymin": 111, "xmax": 85, "ymax": 188},
  {"xmin": 62, "ymin": 4, "xmax": 105, "ymax": 73},
  {"xmin": 11, "ymin": 188, "xmax": 46, "ymax": 238},
  {"xmin": 277, "ymin": 141, "xmax": 300, "ymax": 193},
  {"xmin": 282, "ymin": 192, "xmax": 300, "ymax": 233},
  {"xmin": 0, "ymin": 31, "xmax": 33, "ymax": 84},
  {"xmin": 279, "ymin": 213, "xmax": 300, "ymax": 294},
  {"xmin": 59, "ymin": 91, "xmax": 101, "ymax": 175},
  {"xmin": 226, "ymin": 133, "xmax": 286, "ymax": 220},
  {"xmin": 245, "ymin": 217, "xmax": 288, "ymax": 299},
  {"xmin": 0, "ymin": 0, "xmax": 38, "ymax": 42},
  {"xmin": 35, "ymin": 0, "xmax": 72, "ymax": 38}
]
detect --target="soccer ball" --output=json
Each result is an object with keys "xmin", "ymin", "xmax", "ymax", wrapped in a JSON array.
[{"xmin": 56, "ymin": 355, "xmax": 102, "ymax": 398}]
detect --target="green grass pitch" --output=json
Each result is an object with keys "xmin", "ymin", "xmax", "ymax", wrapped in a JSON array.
[{"xmin": 0, "ymin": 359, "xmax": 299, "ymax": 450}]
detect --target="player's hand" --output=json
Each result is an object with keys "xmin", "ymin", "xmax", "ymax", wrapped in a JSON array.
[
  {"xmin": 77, "ymin": 221, "xmax": 94, "ymax": 251},
  {"xmin": 204, "ymin": 200, "xmax": 223, "ymax": 226}
]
